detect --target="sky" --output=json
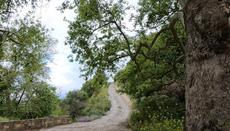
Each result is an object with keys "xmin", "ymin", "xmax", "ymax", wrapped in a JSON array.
[
  {"xmin": 34, "ymin": 0, "xmax": 85, "ymax": 98},
  {"xmin": 32, "ymin": 0, "xmax": 138, "ymax": 98}
]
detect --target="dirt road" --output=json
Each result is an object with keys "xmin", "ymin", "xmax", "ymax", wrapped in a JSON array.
[{"xmin": 41, "ymin": 84, "xmax": 131, "ymax": 131}]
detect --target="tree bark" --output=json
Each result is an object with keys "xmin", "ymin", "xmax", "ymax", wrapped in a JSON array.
[{"xmin": 184, "ymin": 0, "xmax": 230, "ymax": 130}]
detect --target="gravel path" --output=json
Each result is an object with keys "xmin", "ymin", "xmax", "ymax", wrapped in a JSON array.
[{"xmin": 40, "ymin": 84, "xmax": 131, "ymax": 131}]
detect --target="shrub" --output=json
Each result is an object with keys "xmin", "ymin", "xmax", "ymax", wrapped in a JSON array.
[
  {"xmin": 17, "ymin": 84, "xmax": 58, "ymax": 119},
  {"xmin": 135, "ymin": 119, "xmax": 183, "ymax": 131},
  {"xmin": 129, "ymin": 111, "xmax": 184, "ymax": 131},
  {"xmin": 82, "ymin": 87, "xmax": 111, "ymax": 117},
  {"xmin": 62, "ymin": 90, "xmax": 85, "ymax": 120}
]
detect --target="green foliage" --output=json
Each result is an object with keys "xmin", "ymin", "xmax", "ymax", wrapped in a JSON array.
[
  {"xmin": 63, "ymin": 0, "xmax": 131, "ymax": 75},
  {"xmin": 115, "ymin": 22, "xmax": 185, "ymax": 100},
  {"xmin": 64, "ymin": 0, "xmax": 187, "ymax": 130},
  {"xmin": 0, "ymin": 0, "xmax": 57, "ymax": 120},
  {"xmin": 0, "ymin": 22, "xmax": 56, "ymax": 119},
  {"xmin": 52, "ymin": 99, "xmax": 68, "ymax": 117},
  {"xmin": 82, "ymin": 87, "xmax": 110, "ymax": 117},
  {"xmin": 130, "ymin": 111, "xmax": 183, "ymax": 131},
  {"xmin": 0, "ymin": 0, "xmax": 44, "ymax": 20},
  {"xmin": 17, "ymin": 83, "xmax": 58, "ymax": 119},
  {"xmin": 0, "ymin": 116, "xmax": 9, "ymax": 122},
  {"xmin": 62, "ymin": 90, "xmax": 85, "ymax": 120},
  {"xmin": 62, "ymin": 71, "xmax": 110, "ymax": 120},
  {"xmin": 138, "ymin": 0, "xmax": 180, "ymax": 28},
  {"xmin": 115, "ymin": 22, "xmax": 186, "ymax": 130},
  {"xmin": 81, "ymin": 71, "xmax": 108, "ymax": 98}
]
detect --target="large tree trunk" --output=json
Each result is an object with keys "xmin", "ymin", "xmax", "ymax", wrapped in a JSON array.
[{"xmin": 184, "ymin": 0, "xmax": 230, "ymax": 130}]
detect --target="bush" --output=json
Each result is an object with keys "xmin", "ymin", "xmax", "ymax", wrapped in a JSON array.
[
  {"xmin": 51, "ymin": 99, "xmax": 67, "ymax": 117},
  {"xmin": 129, "ymin": 111, "xmax": 184, "ymax": 131},
  {"xmin": 136, "ymin": 94, "xmax": 184, "ymax": 121},
  {"xmin": 62, "ymin": 90, "xmax": 85, "ymax": 120},
  {"xmin": 17, "ymin": 84, "xmax": 58, "ymax": 119},
  {"xmin": 81, "ymin": 71, "xmax": 108, "ymax": 98},
  {"xmin": 62, "ymin": 71, "xmax": 110, "ymax": 120},
  {"xmin": 82, "ymin": 87, "xmax": 111, "ymax": 117},
  {"xmin": 134, "ymin": 119, "xmax": 183, "ymax": 131}
]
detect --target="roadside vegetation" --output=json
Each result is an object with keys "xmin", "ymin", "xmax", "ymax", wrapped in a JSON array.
[
  {"xmin": 82, "ymin": 87, "xmax": 110, "ymax": 118},
  {"xmin": 62, "ymin": 71, "xmax": 111, "ymax": 121},
  {"xmin": 115, "ymin": 22, "xmax": 185, "ymax": 131},
  {"xmin": 0, "ymin": 116, "xmax": 9, "ymax": 122},
  {"xmin": 0, "ymin": 0, "xmax": 62, "ymax": 120}
]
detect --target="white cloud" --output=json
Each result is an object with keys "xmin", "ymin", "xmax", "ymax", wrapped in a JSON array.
[{"xmin": 34, "ymin": 0, "xmax": 85, "ymax": 98}]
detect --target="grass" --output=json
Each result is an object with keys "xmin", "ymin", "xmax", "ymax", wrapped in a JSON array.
[
  {"xmin": 0, "ymin": 116, "xmax": 9, "ymax": 122},
  {"xmin": 82, "ymin": 87, "xmax": 111, "ymax": 117},
  {"xmin": 129, "ymin": 116, "xmax": 183, "ymax": 131},
  {"xmin": 136, "ymin": 119, "xmax": 183, "ymax": 131}
]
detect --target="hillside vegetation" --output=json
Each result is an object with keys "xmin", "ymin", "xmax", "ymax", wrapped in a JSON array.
[{"xmin": 62, "ymin": 71, "xmax": 111, "ymax": 120}]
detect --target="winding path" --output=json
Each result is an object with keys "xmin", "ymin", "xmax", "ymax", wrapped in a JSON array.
[{"xmin": 41, "ymin": 84, "xmax": 131, "ymax": 131}]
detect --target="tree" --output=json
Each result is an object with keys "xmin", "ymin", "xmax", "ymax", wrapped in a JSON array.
[
  {"xmin": 114, "ymin": 24, "xmax": 185, "ymax": 130},
  {"xmin": 136, "ymin": 0, "xmax": 230, "ymax": 130},
  {"xmin": 0, "ymin": 0, "xmax": 57, "ymax": 119},
  {"xmin": 63, "ymin": 0, "xmax": 136, "ymax": 76},
  {"xmin": 17, "ymin": 82, "xmax": 58, "ymax": 119},
  {"xmin": 183, "ymin": 0, "xmax": 230, "ymax": 130},
  {"xmin": 63, "ymin": 70, "xmax": 109, "ymax": 120},
  {"xmin": 0, "ymin": 20, "xmax": 55, "ymax": 116},
  {"xmin": 64, "ymin": 0, "xmax": 230, "ymax": 130},
  {"xmin": 0, "ymin": 0, "xmax": 48, "ymax": 64},
  {"xmin": 62, "ymin": 90, "xmax": 85, "ymax": 120},
  {"xmin": 81, "ymin": 70, "xmax": 108, "ymax": 97}
]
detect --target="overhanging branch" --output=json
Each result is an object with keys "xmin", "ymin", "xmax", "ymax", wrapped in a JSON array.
[
  {"xmin": 92, "ymin": 21, "xmax": 113, "ymax": 34},
  {"xmin": 107, "ymin": 10, "xmax": 134, "ymax": 60},
  {"xmin": 112, "ymin": 20, "xmax": 134, "ymax": 59}
]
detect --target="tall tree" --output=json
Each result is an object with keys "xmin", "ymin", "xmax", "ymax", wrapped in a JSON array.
[{"xmin": 0, "ymin": 0, "xmax": 57, "ymax": 119}]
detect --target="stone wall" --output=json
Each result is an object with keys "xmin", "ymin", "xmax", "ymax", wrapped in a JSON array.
[{"xmin": 0, "ymin": 116, "xmax": 71, "ymax": 131}]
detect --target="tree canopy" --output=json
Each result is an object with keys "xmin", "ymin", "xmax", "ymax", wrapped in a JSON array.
[
  {"xmin": 63, "ymin": 0, "xmax": 187, "ymax": 130},
  {"xmin": 0, "ymin": 0, "xmax": 58, "ymax": 119},
  {"xmin": 63, "ymin": 0, "xmax": 183, "ymax": 76}
]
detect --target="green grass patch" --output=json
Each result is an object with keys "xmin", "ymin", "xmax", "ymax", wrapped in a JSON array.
[
  {"xmin": 0, "ymin": 116, "xmax": 9, "ymax": 122},
  {"xmin": 130, "ymin": 118, "xmax": 183, "ymax": 131},
  {"xmin": 135, "ymin": 119, "xmax": 183, "ymax": 131},
  {"xmin": 129, "ymin": 111, "xmax": 184, "ymax": 131}
]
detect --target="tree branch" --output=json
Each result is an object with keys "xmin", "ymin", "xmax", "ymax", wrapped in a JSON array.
[
  {"xmin": 150, "ymin": 27, "xmax": 169, "ymax": 48},
  {"xmin": 112, "ymin": 20, "xmax": 133, "ymax": 58},
  {"xmin": 108, "ymin": 54, "xmax": 129, "ymax": 64},
  {"xmin": 9, "ymin": 37, "xmax": 21, "ymax": 45},
  {"xmin": 150, "ymin": 16, "xmax": 181, "ymax": 48},
  {"xmin": 0, "ymin": 29, "xmax": 22, "ymax": 45},
  {"xmin": 16, "ymin": 88, "xmax": 26, "ymax": 110},
  {"xmin": 92, "ymin": 21, "xmax": 113, "ymax": 34},
  {"xmin": 107, "ymin": 10, "xmax": 134, "ymax": 60},
  {"xmin": 168, "ymin": 16, "xmax": 186, "ymax": 52}
]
